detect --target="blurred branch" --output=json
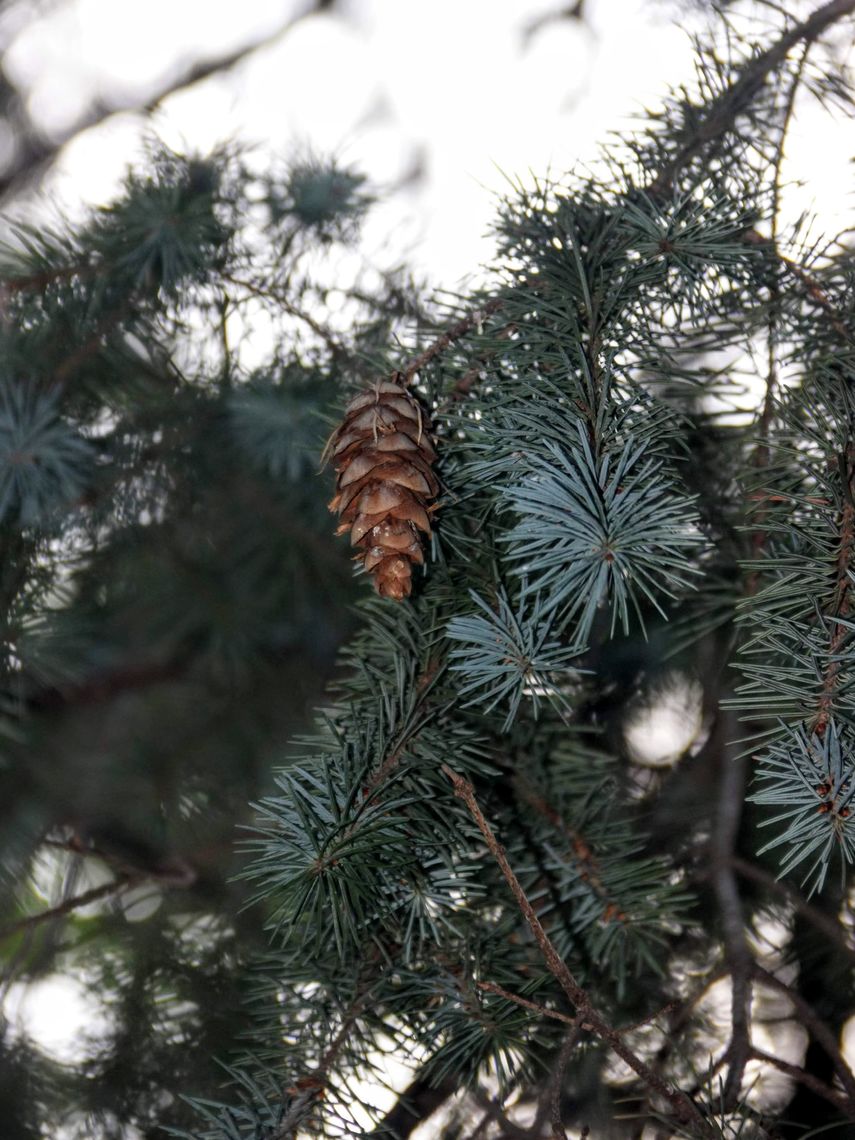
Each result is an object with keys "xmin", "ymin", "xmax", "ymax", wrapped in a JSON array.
[
  {"xmin": 749, "ymin": 1047, "xmax": 854, "ymax": 1116},
  {"xmin": 0, "ymin": 873, "xmax": 138, "ymax": 942},
  {"xmin": 0, "ymin": 0, "xmax": 337, "ymax": 202},
  {"xmin": 648, "ymin": 0, "xmax": 855, "ymax": 197},
  {"xmin": 710, "ymin": 730, "xmax": 753, "ymax": 1111},
  {"xmin": 753, "ymin": 963, "xmax": 855, "ymax": 1104},
  {"xmin": 730, "ymin": 854, "xmax": 855, "ymax": 956},
  {"xmin": 368, "ymin": 1072, "xmax": 458, "ymax": 1140}
]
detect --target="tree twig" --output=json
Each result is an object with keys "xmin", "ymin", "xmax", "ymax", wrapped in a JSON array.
[
  {"xmin": 812, "ymin": 443, "xmax": 855, "ymax": 738},
  {"xmin": 0, "ymin": 874, "xmax": 139, "ymax": 942},
  {"xmin": 398, "ymin": 297, "xmax": 505, "ymax": 387},
  {"xmin": 442, "ymin": 765, "xmax": 713, "ymax": 1138},
  {"xmin": 274, "ymin": 980, "xmax": 374, "ymax": 1139},
  {"xmin": 709, "ymin": 723, "xmax": 753, "ymax": 1111},
  {"xmin": 730, "ymin": 854, "xmax": 854, "ymax": 956},
  {"xmin": 648, "ymin": 0, "xmax": 855, "ymax": 197},
  {"xmin": 0, "ymin": 0, "xmax": 338, "ymax": 202},
  {"xmin": 550, "ymin": 1029, "xmax": 581, "ymax": 1140}
]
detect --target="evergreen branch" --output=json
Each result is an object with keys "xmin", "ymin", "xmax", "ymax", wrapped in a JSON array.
[
  {"xmin": 273, "ymin": 982, "xmax": 374, "ymax": 1140},
  {"xmin": 512, "ymin": 773, "xmax": 627, "ymax": 924},
  {"xmin": 375, "ymin": 0, "xmax": 855, "ymax": 423},
  {"xmin": 648, "ymin": 0, "xmax": 855, "ymax": 197},
  {"xmin": 442, "ymin": 765, "xmax": 714, "ymax": 1138},
  {"xmin": 776, "ymin": 253, "xmax": 851, "ymax": 342},
  {"xmin": 812, "ymin": 446, "xmax": 855, "ymax": 737},
  {"xmin": 0, "ymin": 874, "xmax": 139, "ymax": 942},
  {"xmin": 449, "ymin": 319, "xmax": 519, "ymax": 402},
  {"xmin": 476, "ymin": 981, "xmax": 579, "ymax": 1028},
  {"xmin": 53, "ymin": 299, "xmax": 135, "ymax": 387},
  {"xmin": 359, "ymin": 657, "xmax": 443, "ymax": 797},
  {"xmin": 478, "ymin": 980, "xmax": 677, "ymax": 1037},
  {"xmin": 753, "ymin": 963, "xmax": 855, "ymax": 1104},
  {"xmin": 2, "ymin": 261, "xmax": 94, "ymax": 294},
  {"xmin": 368, "ymin": 1073, "xmax": 458, "ymax": 1140},
  {"xmin": 549, "ymin": 1030, "xmax": 580, "ymax": 1140},
  {"xmin": 398, "ymin": 298, "xmax": 505, "ymax": 387},
  {"xmin": 470, "ymin": 1088, "xmax": 531, "ymax": 1140},
  {"xmin": 222, "ymin": 274, "xmax": 350, "ymax": 361}
]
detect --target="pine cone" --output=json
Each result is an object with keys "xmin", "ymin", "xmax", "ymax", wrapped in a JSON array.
[{"xmin": 327, "ymin": 378, "xmax": 438, "ymax": 599}]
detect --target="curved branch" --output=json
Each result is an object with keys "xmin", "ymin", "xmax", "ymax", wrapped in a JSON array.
[
  {"xmin": 0, "ymin": 0, "xmax": 337, "ymax": 202},
  {"xmin": 648, "ymin": 0, "xmax": 855, "ymax": 198}
]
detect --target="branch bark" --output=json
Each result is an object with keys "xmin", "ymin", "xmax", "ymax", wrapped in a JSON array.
[
  {"xmin": 648, "ymin": 0, "xmax": 855, "ymax": 198},
  {"xmin": 442, "ymin": 765, "xmax": 714, "ymax": 1138},
  {"xmin": 0, "ymin": 1, "xmax": 338, "ymax": 202}
]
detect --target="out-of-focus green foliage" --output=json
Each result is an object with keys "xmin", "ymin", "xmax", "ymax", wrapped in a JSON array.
[{"xmin": 0, "ymin": 142, "xmax": 432, "ymax": 1139}]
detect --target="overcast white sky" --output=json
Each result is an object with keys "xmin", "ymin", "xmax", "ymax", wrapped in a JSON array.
[{"xmin": 0, "ymin": 0, "xmax": 721, "ymax": 284}]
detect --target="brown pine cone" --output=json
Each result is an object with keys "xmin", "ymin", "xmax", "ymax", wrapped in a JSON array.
[{"xmin": 327, "ymin": 378, "xmax": 438, "ymax": 599}]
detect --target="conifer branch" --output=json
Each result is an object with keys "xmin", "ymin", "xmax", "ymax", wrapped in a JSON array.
[
  {"xmin": 647, "ymin": 0, "xmax": 855, "ymax": 198},
  {"xmin": 223, "ymin": 273, "xmax": 350, "ymax": 360},
  {"xmin": 0, "ymin": 1, "xmax": 337, "ymax": 201},
  {"xmin": 274, "ymin": 982, "xmax": 374, "ymax": 1139},
  {"xmin": 442, "ymin": 765, "xmax": 714, "ymax": 1137},
  {"xmin": 369, "ymin": 1073, "xmax": 458, "ymax": 1140},
  {"xmin": 399, "ymin": 297, "xmax": 505, "ymax": 387},
  {"xmin": 549, "ymin": 1030, "xmax": 580, "ymax": 1140},
  {"xmin": 708, "ymin": 713, "xmax": 753, "ymax": 1111},
  {"xmin": 512, "ymin": 773, "xmax": 627, "ymax": 923},
  {"xmin": 476, "ymin": 981, "xmax": 579, "ymax": 1028}
]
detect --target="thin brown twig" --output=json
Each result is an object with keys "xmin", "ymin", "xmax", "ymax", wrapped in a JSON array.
[
  {"xmin": 398, "ymin": 298, "xmax": 505, "ymax": 387},
  {"xmin": 442, "ymin": 765, "xmax": 713, "ymax": 1138},
  {"xmin": 477, "ymin": 981, "xmax": 578, "ymax": 1027},
  {"xmin": 223, "ymin": 274, "xmax": 350, "ymax": 360},
  {"xmin": 550, "ymin": 1028, "xmax": 581, "ymax": 1140},
  {"xmin": 470, "ymin": 1089, "xmax": 531, "ymax": 1140},
  {"xmin": 513, "ymin": 772, "xmax": 627, "ymax": 925},
  {"xmin": 478, "ymin": 980, "xmax": 677, "ymax": 1039},
  {"xmin": 275, "ymin": 982, "xmax": 374, "ymax": 1139}
]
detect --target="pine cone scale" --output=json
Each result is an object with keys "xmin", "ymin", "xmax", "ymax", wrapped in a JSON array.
[{"xmin": 326, "ymin": 379, "xmax": 437, "ymax": 599}]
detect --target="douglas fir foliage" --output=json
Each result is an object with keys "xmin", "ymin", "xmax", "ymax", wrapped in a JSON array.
[
  {"xmin": 4, "ymin": 2, "xmax": 855, "ymax": 1140},
  {"xmin": 0, "ymin": 144, "xmax": 429, "ymax": 1138}
]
